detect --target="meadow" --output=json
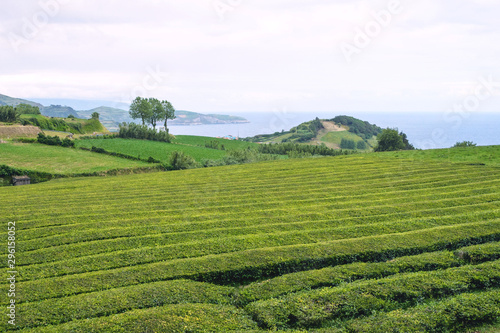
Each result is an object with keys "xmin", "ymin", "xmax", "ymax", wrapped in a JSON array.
[
  {"xmin": 0, "ymin": 142, "xmax": 151, "ymax": 174},
  {"xmin": 75, "ymin": 137, "xmax": 228, "ymax": 163},
  {"xmin": 0, "ymin": 150, "xmax": 499, "ymax": 332}
]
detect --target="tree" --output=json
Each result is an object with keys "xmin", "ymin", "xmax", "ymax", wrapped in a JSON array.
[
  {"xmin": 91, "ymin": 112, "xmax": 100, "ymax": 120},
  {"xmin": 15, "ymin": 103, "xmax": 41, "ymax": 115},
  {"xmin": 148, "ymin": 98, "xmax": 163, "ymax": 130},
  {"xmin": 453, "ymin": 141, "xmax": 476, "ymax": 148},
  {"xmin": 129, "ymin": 97, "xmax": 152, "ymax": 125},
  {"xmin": 374, "ymin": 128, "xmax": 406, "ymax": 152},
  {"xmin": 161, "ymin": 100, "xmax": 176, "ymax": 130}
]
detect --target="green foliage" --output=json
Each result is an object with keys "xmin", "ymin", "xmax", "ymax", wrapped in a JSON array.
[
  {"xmin": 91, "ymin": 111, "xmax": 99, "ymax": 120},
  {"xmin": 37, "ymin": 133, "xmax": 75, "ymax": 148},
  {"xmin": 340, "ymin": 138, "xmax": 356, "ymax": 149},
  {"xmin": 454, "ymin": 141, "xmax": 477, "ymax": 148},
  {"xmin": 246, "ymin": 260, "xmax": 500, "ymax": 329},
  {"xmin": 129, "ymin": 97, "xmax": 176, "ymax": 130},
  {"xmin": 15, "ymin": 103, "xmax": 41, "ymax": 115},
  {"xmin": 374, "ymin": 128, "xmax": 406, "ymax": 152},
  {"xmin": 167, "ymin": 151, "xmax": 199, "ymax": 170},
  {"xmin": 205, "ymin": 139, "xmax": 226, "ymax": 150},
  {"xmin": 0, "ymin": 105, "xmax": 18, "ymax": 122},
  {"xmin": 19, "ymin": 115, "xmax": 105, "ymax": 134},
  {"xmin": 0, "ymin": 154, "xmax": 499, "ymax": 331},
  {"xmin": 258, "ymin": 142, "xmax": 352, "ymax": 156},
  {"xmin": 75, "ymin": 138, "xmax": 226, "ymax": 163},
  {"xmin": 118, "ymin": 122, "xmax": 171, "ymax": 142},
  {"xmin": 19, "ymin": 304, "xmax": 258, "ymax": 332},
  {"xmin": 341, "ymin": 289, "xmax": 500, "ymax": 332},
  {"xmin": 331, "ymin": 115, "xmax": 382, "ymax": 140},
  {"xmin": 235, "ymin": 242, "xmax": 500, "ymax": 305},
  {"xmin": 8, "ymin": 280, "xmax": 234, "ymax": 330}
]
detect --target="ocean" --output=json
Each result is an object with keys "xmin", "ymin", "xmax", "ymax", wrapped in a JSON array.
[{"xmin": 168, "ymin": 112, "xmax": 500, "ymax": 150}]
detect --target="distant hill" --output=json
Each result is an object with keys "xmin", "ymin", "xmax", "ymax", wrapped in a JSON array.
[
  {"xmin": 171, "ymin": 110, "xmax": 249, "ymax": 126},
  {"xmin": 244, "ymin": 116, "xmax": 382, "ymax": 150},
  {"xmin": 77, "ymin": 106, "xmax": 134, "ymax": 132},
  {"xmin": 0, "ymin": 94, "xmax": 43, "ymax": 108},
  {"xmin": 42, "ymin": 105, "xmax": 79, "ymax": 118},
  {"xmin": 0, "ymin": 93, "xmax": 249, "ymax": 131}
]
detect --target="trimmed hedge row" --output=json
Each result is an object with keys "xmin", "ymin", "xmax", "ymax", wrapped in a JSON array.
[
  {"xmin": 245, "ymin": 260, "xmax": 500, "ymax": 329},
  {"xmin": 8, "ymin": 220, "xmax": 500, "ymax": 304},
  {"xmin": 320, "ymin": 289, "xmax": 500, "ymax": 333},
  {"xmin": 2, "ymin": 280, "xmax": 233, "ymax": 330},
  {"xmin": 12, "ymin": 215, "xmax": 500, "ymax": 282},
  {"xmin": 15, "ymin": 304, "xmax": 258, "ymax": 333},
  {"xmin": 235, "ymin": 241, "xmax": 500, "ymax": 305}
]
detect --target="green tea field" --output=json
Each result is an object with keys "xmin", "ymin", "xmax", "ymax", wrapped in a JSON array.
[{"xmin": 1, "ymin": 153, "xmax": 499, "ymax": 332}]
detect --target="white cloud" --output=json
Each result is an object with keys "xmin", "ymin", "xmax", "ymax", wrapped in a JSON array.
[{"xmin": 1, "ymin": 0, "xmax": 499, "ymax": 112}]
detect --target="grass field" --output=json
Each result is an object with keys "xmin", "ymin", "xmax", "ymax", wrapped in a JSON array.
[
  {"xmin": 0, "ymin": 142, "xmax": 151, "ymax": 174},
  {"xmin": 0, "ymin": 149, "xmax": 499, "ymax": 332},
  {"xmin": 75, "ymin": 138, "xmax": 227, "ymax": 163},
  {"xmin": 380, "ymin": 145, "xmax": 500, "ymax": 166},
  {"xmin": 173, "ymin": 135, "xmax": 258, "ymax": 150}
]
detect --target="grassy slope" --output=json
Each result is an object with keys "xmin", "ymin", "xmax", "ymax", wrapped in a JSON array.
[
  {"xmin": 173, "ymin": 135, "xmax": 258, "ymax": 150},
  {"xmin": 0, "ymin": 142, "xmax": 150, "ymax": 174},
  {"xmin": 75, "ymin": 138, "xmax": 228, "ymax": 162},
  {"xmin": 0, "ymin": 148, "xmax": 499, "ymax": 331},
  {"xmin": 378, "ymin": 145, "xmax": 500, "ymax": 167}
]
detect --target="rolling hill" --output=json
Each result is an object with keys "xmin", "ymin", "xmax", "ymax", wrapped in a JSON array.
[
  {"xmin": 245, "ymin": 115, "xmax": 382, "ymax": 150},
  {"xmin": 0, "ymin": 149, "xmax": 499, "ymax": 331}
]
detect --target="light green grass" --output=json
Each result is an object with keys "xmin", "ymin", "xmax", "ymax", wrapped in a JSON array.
[
  {"xmin": 0, "ymin": 142, "xmax": 150, "ymax": 174},
  {"xmin": 75, "ymin": 138, "xmax": 227, "ymax": 162},
  {"xmin": 320, "ymin": 131, "xmax": 365, "ymax": 145},
  {"xmin": 379, "ymin": 145, "xmax": 500, "ymax": 166},
  {"xmin": 173, "ymin": 135, "xmax": 258, "ymax": 150}
]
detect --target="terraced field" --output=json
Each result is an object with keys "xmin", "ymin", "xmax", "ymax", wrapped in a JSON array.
[{"xmin": 1, "ymin": 154, "xmax": 499, "ymax": 332}]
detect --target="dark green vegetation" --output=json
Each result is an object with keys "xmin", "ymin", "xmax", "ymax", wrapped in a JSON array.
[
  {"xmin": 374, "ymin": 128, "xmax": 415, "ymax": 151},
  {"xmin": 18, "ymin": 114, "xmax": 106, "ymax": 134},
  {"xmin": 1, "ymin": 150, "xmax": 499, "ymax": 331},
  {"xmin": 330, "ymin": 115, "xmax": 382, "ymax": 140}
]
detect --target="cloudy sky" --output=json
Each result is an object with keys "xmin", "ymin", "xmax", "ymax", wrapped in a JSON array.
[{"xmin": 1, "ymin": 0, "xmax": 499, "ymax": 113}]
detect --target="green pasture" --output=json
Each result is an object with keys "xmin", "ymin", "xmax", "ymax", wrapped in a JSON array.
[
  {"xmin": 75, "ymin": 138, "xmax": 227, "ymax": 162},
  {"xmin": 0, "ymin": 142, "xmax": 150, "ymax": 174}
]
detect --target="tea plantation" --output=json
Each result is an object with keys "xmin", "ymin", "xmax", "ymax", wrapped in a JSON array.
[{"xmin": 1, "ymin": 153, "xmax": 499, "ymax": 332}]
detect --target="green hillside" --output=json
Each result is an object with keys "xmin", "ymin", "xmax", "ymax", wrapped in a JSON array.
[
  {"xmin": 0, "ymin": 142, "xmax": 151, "ymax": 175},
  {"xmin": 75, "ymin": 138, "xmax": 227, "ymax": 163},
  {"xmin": 77, "ymin": 106, "xmax": 134, "ymax": 132},
  {"xmin": 0, "ymin": 149, "xmax": 499, "ymax": 331},
  {"xmin": 245, "ymin": 116, "xmax": 381, "ymax": 150},
  {"xmin": 0, "ymin": 94, "xmax": 43, "ymax": 108},
  {"xmin": 19, "ymin": 114, "xmax": 107, "ymax": 134}
]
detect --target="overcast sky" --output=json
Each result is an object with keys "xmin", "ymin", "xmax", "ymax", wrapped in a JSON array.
[{"xmin": 1, "ymin": 0, "xmax": 499, "ymax": 113}]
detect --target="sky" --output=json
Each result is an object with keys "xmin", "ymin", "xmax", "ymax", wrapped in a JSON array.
[{"xmin": 1, "ymin": 0, "xmax": 500, "ymax": 113}]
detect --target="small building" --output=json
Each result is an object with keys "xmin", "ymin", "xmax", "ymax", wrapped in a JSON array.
[{"xmin": 12, "ymin": 176, "xmax": 30, "ymax": 186}]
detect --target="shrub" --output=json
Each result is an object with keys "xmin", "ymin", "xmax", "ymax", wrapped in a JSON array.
[
  {"xmin": 454, "ymin": 141, "xmax": 477, "ymax": 148},
  {"xmin": 168, "ymin": 151, "xmax": 198, "ymax": 170}
]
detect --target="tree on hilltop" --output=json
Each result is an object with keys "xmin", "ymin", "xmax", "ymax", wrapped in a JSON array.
[
  {"xmin": 375, "ymin": 128, "xmax": 415, "ymax": 152},
  {"xmin": 129, "ymin": 97, "xmax": 176, "ymax": 131}
]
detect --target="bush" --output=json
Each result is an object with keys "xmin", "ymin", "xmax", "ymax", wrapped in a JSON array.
[
  {"xmin": 168, "ymin": 151, "xmax": 198, "ymax": 170},
  {"xmin": 454, "ymin": 141, "xmax": 477, "ymax": 148},
  {"xmin": 118, "ymin": 122, "xmax": 171, "ymax": 142}
]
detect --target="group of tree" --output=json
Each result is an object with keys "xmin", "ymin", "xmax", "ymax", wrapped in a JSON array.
[
  {"xmin": 374, "ymin": 128, "xmax": 415, "ymax": 152},
  {"xmin": 37, "ymin": 133, "xmax": 74, "ymax": 147},
  {"xmin": 453, "ymin": 141, "xmax": 477, "ymax": 148},
  {"xmin": 340, "ymin": 138, "xmax": 367, "ymax": 150},
  {"xmin": 129, "ymin": 97, "xmax": 175, "ymax": 131},
  {"xmin": 258, "ymin": 142, "xmax": 354, "ymax": 157},
  {"xmin": 118, "ymin": 122, "xmax": 171, "ymax": 143},
  {"xmin": 331, "ymin": 115, "xmax": 382, "ymax": 140},
  {"xmin": 0, "ymin": 104, "xmax": 41, "ymax": 122}
]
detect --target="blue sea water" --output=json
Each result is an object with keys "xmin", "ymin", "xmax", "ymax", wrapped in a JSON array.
[{"xmin": 168, "ymin": 112, "xmax": 500, "ymax": 150}]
